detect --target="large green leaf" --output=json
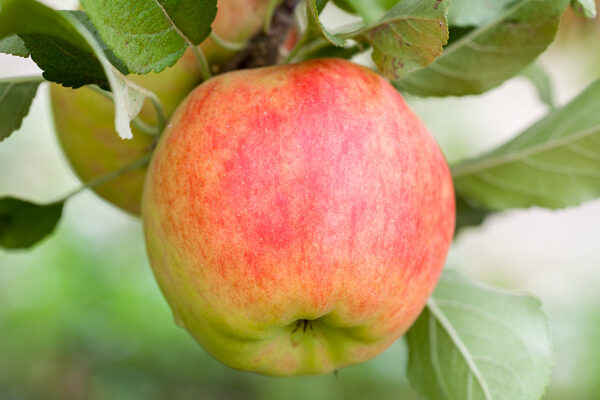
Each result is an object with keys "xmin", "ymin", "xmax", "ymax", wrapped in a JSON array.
[
  {"xmin": 394, "ymin": 0, "xmax": 569, "ymax": 97},
  {"xmin": 406, "ymin": 269, "xmax": 552, "ymax": 400},
  {"xmin": 0, "ymin": 78, "xmax": 41, "ymax": 142},
  {"xmin": 353, "ymin": 0, "xmax": 449, "ymax": 80},
  {"xmin": 81, "ymin": 0, "xmax": 218, "ymax": 74},
  {"xmin": 0, "ymin": 198, "xmax": 64, "ymax": 249},
  {"xmin": 452, "ymin": 78, "xmax": 600, "ymax": 210}
]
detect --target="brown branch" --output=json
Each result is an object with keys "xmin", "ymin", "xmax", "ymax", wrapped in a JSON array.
[{"xmin": 220, "ymin": 0, "xmax": 299, "ymax": 72}]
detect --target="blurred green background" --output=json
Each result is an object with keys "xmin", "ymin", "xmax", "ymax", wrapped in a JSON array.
[{"xmin": 1, "ymin": 1, "xmax": 600, "ymax": 399}]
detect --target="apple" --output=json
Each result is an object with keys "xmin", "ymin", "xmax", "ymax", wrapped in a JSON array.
[
  {"xmin": 142, "ymin": 58, "xmax": 455, "ymax": 376},
  {"xmin": 50, "ymin": 0, "xmax": 271, "ymax": 215}
]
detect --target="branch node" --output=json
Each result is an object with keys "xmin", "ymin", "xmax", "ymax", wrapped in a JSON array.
[{"xmin": 220, "ymin": 0, "xmax": 299, "ymax": 72}]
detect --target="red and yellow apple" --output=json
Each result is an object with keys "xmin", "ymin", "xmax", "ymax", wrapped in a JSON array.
[
  {"xmin": 142, "ymin": 59, "xmax": 455, "ymax": 376},
  {"xmin": 50, "ymin": 0, "xmax": 271, "ymax": 215}
]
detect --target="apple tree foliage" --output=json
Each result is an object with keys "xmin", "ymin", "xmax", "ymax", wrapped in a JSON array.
[{"xmin": 0, "ymin": 0, "xmax": 598, "ymax": 397}]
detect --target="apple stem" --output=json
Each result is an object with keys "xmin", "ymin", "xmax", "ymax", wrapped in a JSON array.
[
  {"xmin": 285, "ymin": 39, "xmax": 363, "ymax": 64},
  {"xmin": 131, "ymin": 117, "xmax": 160, "ymax": 136},
  {"xmin": 146, "ymin": 93, "xmax": 167, "ymax": 135},
  {"xmin": 210, "ymin": 32, "xmax": 247, "ymax": 52},
  {"xmin": 154, "ymin": 0, "xmax": 213, "ymax": 81},
  {"xmin": 282, "ymin": 31, "xmax": 308, "ymax": 64},
  {"xmin": 60, "ymin": 152, "xmax": 153, "ymax": 202},
  {"xmin": 0, "ymin": 75, "xmax": 46, "ymax": 85},
  {"xmin": 132, "ymin": 115, "xmax": 161, "ymax": 136},
  {"xmin": 189, "ymin": 45, "xmax": 213, "ymax": 82}
]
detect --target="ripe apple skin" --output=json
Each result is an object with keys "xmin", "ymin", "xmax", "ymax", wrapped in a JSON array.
[
  {"xmin": 50, "ymin": 0, "xmax": 270, "ymax": 215},
  {"xmin": 142, "ymin": 58, "xmax": 456, "ymax": 376}
]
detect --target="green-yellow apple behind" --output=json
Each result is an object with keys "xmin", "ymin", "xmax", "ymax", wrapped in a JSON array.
[
  {"xmin": 50, "ymin": 55, "xmax": 197, "ymax": 215},
  {"xmin": 50, "ymin": 0, "xmax": 271, "ymax": 215},
  {"xmin": 142, "ymin": 58, "xmax": 456, "ymax": 376}
]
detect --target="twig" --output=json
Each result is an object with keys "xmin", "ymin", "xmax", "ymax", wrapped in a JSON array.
[
  {"xmin": 221, "ymin": 0, "xmax": 299, "ymax": 72},
  {"xmin": 61, "ymin": 153, "xmax": 153, "ymax": 201}
]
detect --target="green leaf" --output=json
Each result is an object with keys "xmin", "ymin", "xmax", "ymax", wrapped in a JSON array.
[
  {"xmin": 571, "ymin": 0, "xmax": 597, "ymax": 18},
  {"xmin": 20, "ymin": 30, "xmax": 110, "ymax": 90},
  {"xmin": 452, "ymin": 77, "xmax": 600, "ymax": 210},
  {"xmin": 0, "ymin": 0, "xmax": 107, "ymax": 89},
  {"xmin": 332, "ymin": 0, "xmax": 398, "ymax": 23},
  {"xmin": 0, "ymin": 198, "xmax": 64, "ymax": 249},
  {"xmin": 0, "ymin": 0, "xmax": 156, "ymax": 139},
  {"xmin": 0, "ymin": 77, "xmax": 41, "ymax": 142},
  {"xmin": 0, "ymin": 0, "xmax": 91, "ymax": 51},
  {"xmin": 0, "ymin": 3, "xmax": 121, "ymax": 90},
  {"xmin": 447, "ymin": 0, "xmax": 516, "ymax": 27},
  {"xmin": 69, "ymin": 11, "xmax": 129, "ymax": 75},
  {"xmin": 21, "ymin": 11, "xmax": 129, "ymax": 89},
  {"xmin": 307, "ymin": 0, "xmax": 346, "ymax": 47},
  {"xmin": 406, "ymin": 269, "xmax": 552, "ymax": 400},
  {"xmin": 354, "ymin": 0, "xmax": 449, "ymax": 80},
  {"xmin": 0, "ymin": 35, "xmax": 29, "ymax": 57},
  {"xmin": 455, "ymin": 194, "xmax": 490, "ymax": 236},
  {"xmin": 315, "ymin": 0, "xmax": 329, "ymax": 14},
  {"xmin": 520, "ymin": 63, "xmax": 555, "ymax": 108},
  {"xmin": 394, "ymin": 0, "xmax": 570, "ymax": 97},
  {"xmin": 81, "ymin": 0, "xmax": 218, "ymax": 74}
]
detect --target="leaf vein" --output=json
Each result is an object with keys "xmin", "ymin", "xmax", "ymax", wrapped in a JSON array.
[{"xmin": 427, "ymin": 299, "xmax": 493, "ymax": 400}]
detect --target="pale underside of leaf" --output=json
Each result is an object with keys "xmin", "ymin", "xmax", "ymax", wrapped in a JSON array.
[
  {"xmin": 452, "ymin": 78, "xmax": 600, "ymax": 210},
  {"xmin": 448, "ymin": 0, "xmax": 517, "ymax": 27},
  {"xmin": 395, "ymin": 0, "xmax": 569, "ymax": 96},
  {"xmin": 427, "ymin": 298, "xmax": 493, "ymax": 399},
  {"xmin": 0, "ymin": 35, "xmax": 30, "ymax": 57}
]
